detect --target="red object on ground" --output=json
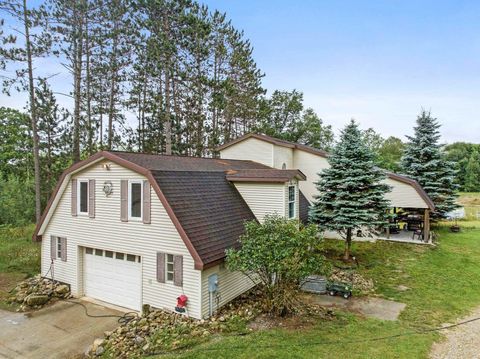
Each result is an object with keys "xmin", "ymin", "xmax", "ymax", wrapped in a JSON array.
[{"xmin": 177, "ymin": 295, "xmax": 188, "ymax": 308}]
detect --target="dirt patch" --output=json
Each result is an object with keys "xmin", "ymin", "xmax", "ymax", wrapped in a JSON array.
[
  {"xmin": 305, "ymin": 294, "xmax": 406, "ymax": 321},
  {"xmin": 430, "ymin": 306, "xmax": 480, "ymax": 359},
  {"xmin": 248, "ymin": 307, "xmax": 335, "ymax": 331}
]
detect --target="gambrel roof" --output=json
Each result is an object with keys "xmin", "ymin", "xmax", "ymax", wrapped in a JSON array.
[{"xmin": 34, "ymin": 151, "xmax": 304, "ymax": 269}]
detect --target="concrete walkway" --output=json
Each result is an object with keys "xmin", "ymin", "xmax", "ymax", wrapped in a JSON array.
[
  {"xmin": 306, "ymin": 294, "xmax": 406, "ymax": 321},
  {"xmin": 0, "ymin": 300, "xmax": 123, "ymax": 359}
]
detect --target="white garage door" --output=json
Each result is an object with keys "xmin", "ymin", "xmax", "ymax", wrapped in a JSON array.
[{"xmin": 84, "ymin": 247, "xmax": 142, "ymax": 311}]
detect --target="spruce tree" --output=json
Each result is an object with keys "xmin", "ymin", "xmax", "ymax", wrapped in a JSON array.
[
  {"xmin": 310, "ymin": 120, "xmax": 391, "ymax": 260},
  {"xmin": 401, "ymin": 110, "xmax": 458, "ymax": 218}
]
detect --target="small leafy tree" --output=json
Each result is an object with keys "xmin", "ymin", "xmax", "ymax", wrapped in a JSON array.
[
  {"xmin": 310, "ymin": 120, "xmax": 391, "ymax": 261},
  {"xmin": 226, "ymin": 215, "xmax": 327, "ymax": 317}
]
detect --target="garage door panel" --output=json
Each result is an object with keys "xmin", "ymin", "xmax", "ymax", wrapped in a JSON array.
[{"xmin": 84, "ymin": 248, "xmax": 141, "ymax": 311}]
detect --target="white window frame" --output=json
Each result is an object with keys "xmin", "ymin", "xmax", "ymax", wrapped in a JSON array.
[
  {"xmin": 128, "ymin": 180, "xmax": 143, "ymax": 220},
  {"xmin": 166, "ymin": 253, "xmax": 174, "ymax": 283},
  {"xmin": 288, "ymin": 185, "xmax": 296, "ymax": 219},
  {"xmin": 56, "ymin": 237, "xmax": 62, "ymax": 259},
  {"xmin": 77, "ymin": 179, "xmax": 89, "ymax": 215}
]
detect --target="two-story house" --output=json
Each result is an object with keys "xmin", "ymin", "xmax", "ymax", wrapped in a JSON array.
[{"xmin": 33, "ymin": 150, "xmax": 305, "ymax": 318}]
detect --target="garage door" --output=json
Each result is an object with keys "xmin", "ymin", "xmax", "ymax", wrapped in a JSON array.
[{"xmin": 83, "ymin": 247, "xmax": 142, "ymax": 311}]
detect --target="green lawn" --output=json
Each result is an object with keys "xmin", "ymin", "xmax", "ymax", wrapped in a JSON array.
[
  {"xmin": 158, "ymin": 221, "xmax": 480, "ymax": 358},
  {"xmin": 0, "ymin": 225, "xmax": 40, "ymax": 310}
]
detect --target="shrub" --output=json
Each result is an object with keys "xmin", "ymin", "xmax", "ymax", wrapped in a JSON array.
[{"xmin": 226, "ymin": 215, "xmax": 328, "ymax": 316}]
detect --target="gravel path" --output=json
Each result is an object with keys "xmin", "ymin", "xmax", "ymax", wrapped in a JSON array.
[{"xmin": 430, "ymin": 306, "xmax": 480, "ymax": 359}]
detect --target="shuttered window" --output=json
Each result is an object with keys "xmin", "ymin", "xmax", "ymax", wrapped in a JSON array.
[
  {"xmin": 79, "ymin": 180, "xmax": 89, "ymax": 214},
  {"xmin": 51, "ymin": 236, "xmax": 67, "ymax": 262},
  {"xmin": 157, "ymin": 252, "xmax": 183, "ymax": 287}
]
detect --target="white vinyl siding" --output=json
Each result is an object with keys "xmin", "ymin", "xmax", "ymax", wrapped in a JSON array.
[
  {"xmin": 200, "ymin": 265, "xmax": 256, "ymax": 318},
  {"xmin": 292, "ymin": 150, "xmax": 329, "ymax": 204},
  {"xmin": 220, "ymin": 137, "xmax": 274, "ymax": 167},
  {"xmin": 384, "ymin": 177, "xmax": 429, "ymax": 208},
  {"xmin": 273, "ymin": 145, "xmax": 293, "ymax": 169},
  {"xmin": 234, "ymin": 182, "xmax": 286, "ymax": 222},
  {"xmin": 40, "ymin": 160, "xmax": 202, "ymax": 318}
]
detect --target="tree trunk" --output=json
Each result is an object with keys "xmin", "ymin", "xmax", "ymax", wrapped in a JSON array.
[
  {"xmin": 72, "ymin": 4, "xmax": 83, "ymax": 163},
  {"xmin": 107, "ymin": 20, "xmax": 119, "ymax": 151},
  {"xmin": 85, "ymin": 15, "xmax": 93, "ymax": 155},
  {"xmin": 164, "ymin": 69, "xmax": 172, "ymax": 155},
  {"xmin": 23, "ymin": 0, "xmax": 41, "ymax": 223},
  {"xmin": 344, "ymin": 228, "xmax": 353, "ymax": 261}
]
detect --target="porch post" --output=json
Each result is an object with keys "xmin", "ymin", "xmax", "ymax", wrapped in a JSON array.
[{"xmin": 424, "ymin": 209, "xmax": 430, "ymax": 243}]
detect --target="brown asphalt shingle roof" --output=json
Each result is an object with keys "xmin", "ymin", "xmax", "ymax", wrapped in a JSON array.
[
  {"xmin": 151, "ymin": 170, "xmax": 256, "ymax": 265},
  {"xmin": 226, "ymin": 169, "xmax": 306, "ymax": 182},
  {"xmin": 111, "ymin": 151, "xmax": 270, "ymax": 171}
]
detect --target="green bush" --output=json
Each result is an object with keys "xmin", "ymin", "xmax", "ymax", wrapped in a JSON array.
[{"xmin": 226, "ymin": 215, "xmax": 328, "ymax": 316}]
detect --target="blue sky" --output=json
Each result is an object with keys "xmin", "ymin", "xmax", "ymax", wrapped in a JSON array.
[
  {"xmin": 1, "ymin": 0, "xmax": 479, "ymax": 143},
  {"xmin": 201, "ymin": 0, "xmax": 480, "ymax": 143}
]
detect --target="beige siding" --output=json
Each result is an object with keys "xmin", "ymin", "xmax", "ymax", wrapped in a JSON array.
[
  {"xmin": 384, "ymin": 177, "xmax": 428, "ymax": 208},
  {"xmin": 200, "ymin": 265, "xmax": 255, "ymax": 318},
  {"xmin": 273, "ymin": 145, "xmax": 293, "ymax": 169},
  {"xmin": 234, "ymin": 182, "xmax": 286, "ymax": 222},
  {"xmin": 292, "ymin": 150, "xmax": 329, "ymax": 203},
  {"xmin": 40, "ymin": 160, "xmax": 203, "ymax": 318},
  {"xmin": 220, "ymin": 137, "xmax": 274, "ymax": 167}
]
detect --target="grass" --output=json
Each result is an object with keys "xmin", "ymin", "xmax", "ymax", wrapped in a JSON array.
[
  {"xmin": 157, "ymin": 219, "xmax": 480, "ymax": 358},
  {"xmin": 0, "ymin": 225, "xmax": 40, "ymax": 310}
]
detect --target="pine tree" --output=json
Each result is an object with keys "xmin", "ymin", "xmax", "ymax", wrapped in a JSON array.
[
  {"xmin": 310, "ymin": 120, "xmax": 391, "ymax": 260},
  {"xmin": 464, "ymin": 150, "xmax": 480, "ymax": 192},
  {"xmin": 401, "ymin": 110, "xmax": 458, "ymax": 218}
]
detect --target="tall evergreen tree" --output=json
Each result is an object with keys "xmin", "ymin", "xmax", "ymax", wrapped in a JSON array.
[
  {"xmin": 401, "ymin": 110, "xmax": 458, "ymax": 218},
  {"xmin": 310, "ymin": 120, "xmax": 391, "ymax": 260}
]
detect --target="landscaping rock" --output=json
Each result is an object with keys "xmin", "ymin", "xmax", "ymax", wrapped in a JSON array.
[
  {"xmin": 55, "ymin": 284, "xmax": 69, "ymax": 295},
  {"xmin": 25, "ymin": 294, "xmax": 49, "ymax": 306},
  {"xmin": 329, "ymin": 268, "xmax": 374, "ymax": 293},
  {"xmin": 9, "ymin": 276, "xmax": 71, "ymax": 311}
]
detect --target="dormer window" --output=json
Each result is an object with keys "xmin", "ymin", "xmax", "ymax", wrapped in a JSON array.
[{"xmin": 78, "ymin": 180, "xmax": 89, "ymax": 214}]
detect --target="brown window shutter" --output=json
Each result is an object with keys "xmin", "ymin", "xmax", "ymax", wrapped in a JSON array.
[
  {"xmin": 120, "ymin": 179, "xmax": 128, "ymax": 222},
  {"xmin": 61, "ymin": 237, "xmax": 67, "ymax": 262},
  {"xmin": 173, "ymin": 255, "xmax": 183, "ymax": 287},
  {"xmin": 143, "ymin": 180, "xmax": 151, "ymax": 224},
  {"xmin": 156, "ymin": 252, "xmax": 165, "ymax": 283},
  {"xmin": 88, "ymin": 179, "xmax": 95, "ymax": 218},
  {"xmin": 71, "ymin": 179, "xmax": 77, "ymax": 216},
  {"xmin": 50, "ymin": 235, "xmax": 56, "ymax": 260}
]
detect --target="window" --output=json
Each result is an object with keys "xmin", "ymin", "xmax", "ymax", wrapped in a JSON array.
[
  {"xmin": 78, "ymin": 180, "xmax": 89, "ymax": 214},
  {"xmin": 116, "ymin": 252, "xmax": 125, "ymax": 260},
  {"xmin": 95, "ymin": 249, "xmax": 103, "ymax": 256},
  {"xmin": 129, "ymin": 181, "xmax": 143, "ymax": 219},
  {"xmin": 126, "ymin": 254, "xmax": 136, "ymax": 262},
  {"xmin": 57, "ymin": 238, "xmax": 62, "ymax": 258},
  {"xmin": 288, "ymin": 185, "xmax": 295, "ymax": 219},
  {"xmin": 166, "ymin": 254, "xmax": 174, "ymax": 282},
  {"xmin": 85, "ymin": 247, "xmax": 93, "ymax": 255},
  {"xmin": 105, "ymin": 251, "xmax": 114, "ymax": 258}
]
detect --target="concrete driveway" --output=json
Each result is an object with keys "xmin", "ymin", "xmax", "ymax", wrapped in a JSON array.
[{"xmin": 0, "ymin": 300, "xmax": 124, "ymax": 359}]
